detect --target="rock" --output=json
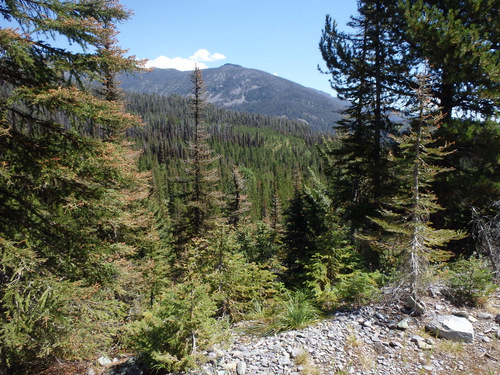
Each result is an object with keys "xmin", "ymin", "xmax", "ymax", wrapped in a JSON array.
[
  {"xmin": 406, "ymin": 295, "xmax": 426, "ymax": 315},
  {"xmin": 236, "ymin": 361, "xmax": 247, "ymax": 375},
  {"xmin": 453, "ymin": 311, "xmax": 469, "ymax": 319},
  {"xmin": 224, "ymin": 362, "xmax": 237, "ymax": 372},
  {"xmin": 98, "ymin": 356, "xmax": 112, "ymax": 366},
  {"xmin": 411, "ymin": 335, "xmax": 434, "ymax": 350},
  {"xmin": 495, "ymin": 313, "xmax": 500, "ymax": 324},
  {"xmin": 397, "ymin": 318, "xmax": 411, "ymax": 330},
  {"xmin": 290, "ymin": 347, "xmax": 305, "ymax": 358},
  {"xmin": 106, "ymin": 358, "xmax": 144, "ymax": 375},
  {"xmin": 425, "ymin": 315, "xmax": 474, "ymax": 343},
  {"xmin": 278, "ymin": 355, "xmax": 291, "ymax": 366},
  {"xmin": 477, "ymin": 312, "xmax": 493, "ymax": 320},
  {"xmin": 389, "ymin": 340, "xmax": 404, "ymax": 349},
  {"xmin": 373, "ymin": 341, "xmax": 389, "ymax": 354}
]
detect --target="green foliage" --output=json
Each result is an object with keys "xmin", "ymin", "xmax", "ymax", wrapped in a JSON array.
[
  {"xmin": 401, "ymin": 0, "xmax": 499, "ymax": 120},
  {"xmin": 334, "ymin": 271, "xmax": 384, "ymax": 306},
  {"xmin": 304, "ymin": 218, "xmax": 359, "ymax": 309},
  {"xmin": 127, "ymin": 92, "xmax": 321, "ymax": 223},
  {"xmin": 182, "ymin": 224, "xmax": 279, "ymax": 321},
  {"xmin": 128, "ymin": 281, "xmax": 226, "ymax": 373},
  {"xmin": 271, "ymin": 289, "xmax": 320, "ymax": 333},
  {"xmin": 236, "ymin": 221, "xmax": 282, "ymax": 267},
  {"xmin": 0, "ymin": 1, "xmax": 151, "ymax": 371},
  {"xmin": 319, "ymin": 0, "xmax": 409, "ymax": 260},
  {"xmin": 0, "ymin": 275, "xmax": 69, "ymax": 368},
  {"xmin": 445, "ymin": 257, "xmax": 497, "ymax": 307},
  {"xmin": 365, "ymin": 71, "xmax": 462, "ymax": 301}
]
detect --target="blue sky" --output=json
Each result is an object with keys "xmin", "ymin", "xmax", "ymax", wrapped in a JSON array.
[{"xmin": 117, "ymin": 0, "xmax": 358, "ymax": 95}]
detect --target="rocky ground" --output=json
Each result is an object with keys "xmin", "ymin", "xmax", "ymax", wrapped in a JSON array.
[{"xmin": 47, "ymin": 290, "xmax": 500, "ymax": 375}]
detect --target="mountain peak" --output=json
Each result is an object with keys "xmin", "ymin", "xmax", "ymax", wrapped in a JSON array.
[
  {"xmin": 220, "ymin": 63, "xmax": 242, "ymax": 68},
  {"xmin": 120, "ymin": 65, "xmax": 344, "ymax": 132}
]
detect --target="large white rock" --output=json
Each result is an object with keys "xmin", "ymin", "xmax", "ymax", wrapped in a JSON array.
[{"xmin": 425, "ymin": 315, "xmax": 474, "ymax": 343}]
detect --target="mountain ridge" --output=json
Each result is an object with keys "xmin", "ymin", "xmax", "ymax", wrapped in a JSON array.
[{"xmin": 120, "ymin": 64, "xmax": 345, "ymax": 133}]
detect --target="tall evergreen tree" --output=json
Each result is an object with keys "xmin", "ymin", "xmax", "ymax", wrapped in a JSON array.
[
  {"xmin": 400, "ymin": 0, "xmax": 500, "ymax": 253},
  {"xmin": 282, "ymin": 179, "xmax": 317, "ymax": 287},
  {"xmin": 174, "ymin": 66, "xmax": 221, "ymax": 243},
  {"xmin": 319, "ymin": 0, "xmax": 411, "ymax": 264},
  {"xmin": 226, "ymin": 166, "xmax": 251, "ymax": 229},
  {"xmin": 0, "ymin": 0, "xmax": 149, "ymax": 370},
  {"xmin": 401, "ymin": 0, "xmax": 499, "ymax": 120},
  {"xmin": 368, "ymin": 71, "xmax": 461, "ymax": 299}
]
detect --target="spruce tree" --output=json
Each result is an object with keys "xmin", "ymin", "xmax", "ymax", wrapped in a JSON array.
[
  {"xmin": 0, "ymin": 0, "xmax": 149, "ymax": 370},
  {"xmin": 175, "ymin": 66, "xmax": 221, "ymax": 242}
]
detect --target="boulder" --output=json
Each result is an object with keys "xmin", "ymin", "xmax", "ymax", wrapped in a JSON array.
[{"xmin": 425, "ymin": 315, "xmax": 474, "ymax": 343}]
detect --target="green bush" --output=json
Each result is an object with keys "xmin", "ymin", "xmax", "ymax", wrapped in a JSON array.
[
  {"xmin": 334, "ymin": 271, "xmax": 383, "ymax": 305},
  {"xmin": 446, "ymin": 257, "xmax": 497, "ymax": 307},
  {"xmin": 127, "ymin": 280, "xmax": 227, "ymax": 373}
]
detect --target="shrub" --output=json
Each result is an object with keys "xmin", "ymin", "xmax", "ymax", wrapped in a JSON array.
[
  {"xmin": 127, "ymin": 280, "xmax": 227, "ymax": 373},
  {"xmin": 334, "ymin": 271, "xmax": 383, "ymax": 305},
  {"xmin": 446, "ymin": 257, "xmax": 497, "ymax": 306}
]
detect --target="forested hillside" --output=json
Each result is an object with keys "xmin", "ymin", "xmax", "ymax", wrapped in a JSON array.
[
  {"xmin": 126, "ymin": 91, "xmax": 323, "ymax": 222},
  {"xmin": 0, "ymin": 0, "xmax": 499, "ymax": 374}
]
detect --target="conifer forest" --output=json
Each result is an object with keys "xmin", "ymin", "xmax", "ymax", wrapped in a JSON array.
[{"xmin": 0, "ymin": 0, "xmax": 499, "ymax": 373}]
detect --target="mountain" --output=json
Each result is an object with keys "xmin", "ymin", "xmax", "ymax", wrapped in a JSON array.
[{"xmin": 120, "ymin": 64, "xmax": 345, "ymax": 133}]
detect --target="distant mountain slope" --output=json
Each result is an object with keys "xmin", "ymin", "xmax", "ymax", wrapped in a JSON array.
[{"xmin": 120, "ymin": 64, "xmax": 345, "ymax": 133}]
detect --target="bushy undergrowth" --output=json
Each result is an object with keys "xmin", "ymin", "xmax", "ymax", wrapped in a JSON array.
[
  {"xmin": 445, "ymin": 257, "xmax": 497, "ymax": 307},
  {"xmin": 126, "ymin": 281, "xmax": 228, "ymax": 373},
  {"xmin": 334, "ymin": 271, "xmax": 384, "ymax": 305}
]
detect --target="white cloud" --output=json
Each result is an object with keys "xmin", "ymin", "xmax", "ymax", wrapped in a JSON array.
[
  {"xmin": 145, "ymin": 56, "xmax": 207, "ymax": 71},
  {"xmin": 146, "ymin": 49, "xmax": 226, "ymax": 71},
  {"xmin": 189, "ymin": 49, "xmax": 226, "ymax": 62}
]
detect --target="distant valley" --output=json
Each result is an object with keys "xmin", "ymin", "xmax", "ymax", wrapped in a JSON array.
[{"xmin": 120, "ymin": 64, "xmax": 345, "ymax": 133}]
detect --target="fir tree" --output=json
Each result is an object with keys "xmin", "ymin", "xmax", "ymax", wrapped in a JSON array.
[
  {"xmin": 226, "ymin": 166, "xmax": 251, "ymax": 229},
  {"xmin": 368, "ymin": 71, "xmax": 462, "ymax": 300},
  {"xmin": 175, "ymin": 66, "xmax": 221, "ymax": 242},
  {"xmin": 0, "ymin": 0, "xmax": 149, "ymax": 370}
]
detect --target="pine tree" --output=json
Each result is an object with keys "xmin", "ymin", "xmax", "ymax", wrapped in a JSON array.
[
  {"xmin": 0, "ymin": 0, "xmax": 149, "ymax": 370},
  {"xmin": 400, "ymin": 0, "xmax": 500, "ymax": 254},
  {"xmin": 401, "ymin": 0, "xmax": 499, "ymax": 120},
  {"xmin": 319, "ymin": 0, "xmax": 411, "ymax": 265}
]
